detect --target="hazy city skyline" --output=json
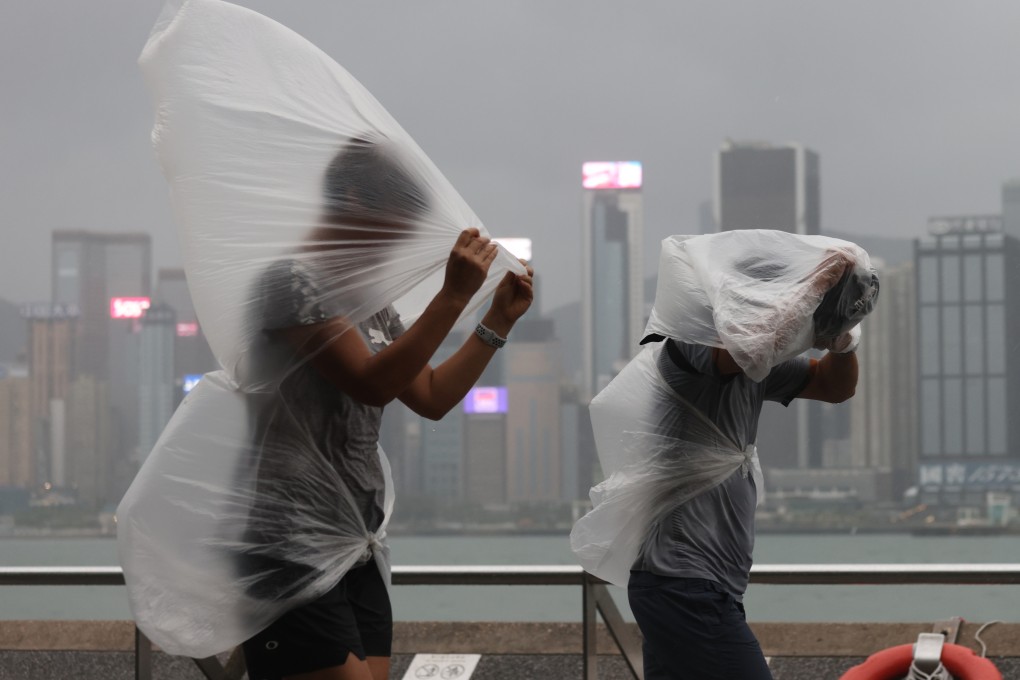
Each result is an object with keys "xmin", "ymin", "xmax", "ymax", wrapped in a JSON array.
[{"xmin": 4, "ymin": 1, "xmax": 1020, "ymax": 313}]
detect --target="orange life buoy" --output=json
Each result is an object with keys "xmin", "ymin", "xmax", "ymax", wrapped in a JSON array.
[{"xmin": 840, "ymin": 642, "xmax": 1002, "ymax": 680}]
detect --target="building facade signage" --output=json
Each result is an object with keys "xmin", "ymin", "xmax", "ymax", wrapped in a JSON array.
[{"xmin": 919, "ymin": 462, "xmax": 1020, "ymax": 489}]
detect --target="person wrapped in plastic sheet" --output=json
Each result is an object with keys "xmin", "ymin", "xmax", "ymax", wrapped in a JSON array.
[
  {"xmin": 572, "ymin": 230, "xmax": 879, "ymax": 680},
  {"xmin": 117, "ymin": 2, "xmax": 533, "ymax": 679}
]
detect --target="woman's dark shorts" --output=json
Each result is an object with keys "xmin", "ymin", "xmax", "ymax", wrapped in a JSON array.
[{"xmin": 242, "ymin": 560, "xmax": 392, "ymax": 680}]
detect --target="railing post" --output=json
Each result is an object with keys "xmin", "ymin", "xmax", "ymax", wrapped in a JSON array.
[
  {"xmin": 134, "ymin": 625, "xmax": 152, "ymax": 680},
  {"xmin": 582, "ymin": 571, "xmax": 597, "ymax": 680},
  {"xmin": 593, "ymin": 584, "xmax": 643, "ymax": 680}
]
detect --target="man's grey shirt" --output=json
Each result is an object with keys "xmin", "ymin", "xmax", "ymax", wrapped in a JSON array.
[{"xmin": 632, "ymin": 340, "xmax": 811, "ymax": 600}]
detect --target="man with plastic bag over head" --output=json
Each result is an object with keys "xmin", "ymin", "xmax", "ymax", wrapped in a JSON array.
[
  {"xmin": 571, "ymin": 230, "xmax": 879, "ymax": 680},
  {"xmin": 117, "ymin": 2, "xmax": 532, "ymax": 679}
]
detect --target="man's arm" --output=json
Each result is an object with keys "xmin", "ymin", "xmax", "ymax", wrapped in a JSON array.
[{"xmin": 797, "ymin": 350, "xmax": 858, "ymax": 404}]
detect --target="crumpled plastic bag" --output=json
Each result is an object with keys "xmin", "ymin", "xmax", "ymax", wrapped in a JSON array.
[
  {"xmin": 572, "ymin": 230, "xmax": 879, "ymax": 586},
  {"xmin": 642, "ymin": 230, "xmax": 879, "ymax": 381},
  {"xmin": 118, "ymin": 0, "xmax": 524, "ymax": 659},
  {"xmin": 570, "ymin": 344, "xmax": 762, "ymax": 588}
]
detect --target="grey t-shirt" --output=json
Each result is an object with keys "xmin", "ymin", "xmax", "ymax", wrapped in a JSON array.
[
  {"xmin": 633, "ymin": 340, "xmax": 811, "ymax": 599},
  {"xmin": 250, "ymin": 259, "xmax": 404, "ymax": 536}
]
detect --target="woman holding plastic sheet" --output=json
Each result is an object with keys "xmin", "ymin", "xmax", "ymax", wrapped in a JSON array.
[
  {"xmin": 238, "ymin": 138, "xmax": 534, "ymax": 680},
  {"xmin": 119, "ymin": 2, "xmax": 534, "ymax": 675},
  {"xmin": 572, "ymin": 231, "xmax": 878, "ymax": 680}
]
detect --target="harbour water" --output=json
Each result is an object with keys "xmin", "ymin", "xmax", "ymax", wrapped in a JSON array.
[{"xmin": 0, "ymin": 534, "xmax": 1017, "ymax": 623}]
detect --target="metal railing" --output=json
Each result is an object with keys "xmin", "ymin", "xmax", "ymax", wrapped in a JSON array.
[{"xmin": 3, "ymin": 563, "xmax": 1020, "ymax": 680}]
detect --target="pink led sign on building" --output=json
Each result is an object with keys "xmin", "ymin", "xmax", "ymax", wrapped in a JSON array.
[
  {"xmin": 109, "ymin": 297, "xmax": 151, "ymax": 319},
  {"xmin": 582, "ymin": 161, "xmax": 642, "ymax": 190}
]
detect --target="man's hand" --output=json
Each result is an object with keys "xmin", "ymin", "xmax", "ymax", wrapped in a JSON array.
[
  {"xmin": 813, "ymin": 326, "xmax": 861, "ymax": 354},
  {"xmin": 810, "ymin": 251, "xmax": 855, "ymax": 294},
  {"xmin": 441, "ymin": 228, "xmax": 499, "ymax": 305}
]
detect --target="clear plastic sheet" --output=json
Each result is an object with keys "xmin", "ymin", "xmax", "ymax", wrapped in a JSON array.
[
  {"xmin": 642, "ymin": 230, "xmax": 878, "ymax": 381},
  {"xmin": 118, "ymin": 0, "xmax": 524, "ymax": 658},
  {"xmin": 572, "ymin": 230, "xmax": 878, "ymax": 586},
  {"xmin": 570, "ymin": 344, "xmax": 762, "ymax": 588}
]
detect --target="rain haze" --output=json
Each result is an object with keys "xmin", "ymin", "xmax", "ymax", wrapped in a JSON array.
[
  {"xmin": 3, "ymin": 0, "xmax": 1020, "ymax": 310},
  {"xmin": 6, "ymin": 3, "xmax": 1020, "ymax": 665}
]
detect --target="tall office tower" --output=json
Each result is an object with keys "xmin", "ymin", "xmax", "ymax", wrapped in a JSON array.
[
  {"xmin": 138, "ymin": 304, "xmax": 177, "ymax": 463},
  {"xmin": 51, "ymin": 231, "xmax": 152, "ymax": 377},
  {"xmin": 21, "ymin": 303, "xmax": 78, "ymax": 488},
  {"xmin": 66, "ymin": 375, "xmax": 115, "ymax": 509},
  {"xmin": 51, "ymin": 231, "xmax": 151, "ymax": 497},
  {"xmin": 846, "ymin": 260, "xmax": 918, "ymax": 498},
  {"xmin": 505, "ymin": 319, "xmax": 562, "ymax": 504},
  {"xmin": 154, "ymin": 268, "xmax": 217, "ymax": 389},
  {"xmin": 916, "ymin": 215, "xmax": 1020, "ymax": 513},
  {"xmin": 715, "ymin": 140, "xmax": 821, "ymax": 470},
  {"xmin": 581, "ymin": 161, "xmax": 644, "ymax": 401},
  {"xmin": 0, "ymin": 367, "xmax": 32, "ymax": 488},
  {"xmin": 698, "ymin": 199, "xmax": 716, "ymax": 234},
  {"xmin": 1004, "ymin": 179, "xmax": 1020, "ymax": 240},
  {"xmin": 715, "ymin": 140, "xmax": 820, "ymax": 235}
]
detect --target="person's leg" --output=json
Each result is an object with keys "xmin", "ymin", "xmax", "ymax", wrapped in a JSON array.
[
  {"xmin": 365, "ymin": 656, "xmax": 390, "ymax": 680},
  {"xmin": 283, "ymin": 654, "xmax": 374, "ymax": 680},
  {"xmin": 715, "ymin": 599, "xmax": 771, "ymax": 680},
  {"xmin": 628, "ymin": 572, "xmax": 772, "ymax": 680},
  {"xmin": 346, "ymin": 562, "xmax": 393, "ymax": 680}
]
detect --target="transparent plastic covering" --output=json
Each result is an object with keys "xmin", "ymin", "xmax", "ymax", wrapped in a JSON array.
[
  {"xmin": 118, "ymin": 0, "xmax": 524, "ymax": 658},
  {"xmin": 570, "ymin": 344, "xmax": 763, "ymax": 588},
  {"xmin": 571, "ymin": 230, "xmax": 878, "ymax": 586},
  {"xmin": 643, "ymin": 230, "xmax": 879, "ymax": 382}
]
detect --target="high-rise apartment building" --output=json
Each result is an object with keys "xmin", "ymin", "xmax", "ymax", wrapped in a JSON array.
[
  {"xmin": 66, "ymin": 375, "xmax": 115, "ymax": 509},
  {"xmin": 505, "ymin": 319, "xmax": 561, "ymax": 504},
  {"xmin": 915, "ymin": 216, "xmax": 1020, "ymax": 511},
  {"xmin": 580, "ymin": 161, "xmax": 644, "ymax": 400},
  {"xmin": 0, "ymin": 368, "xmax": 32, "ymax": 488},
  {"xmin": 21, "ymin": 303, "xmax": 78, "ymax": 488},
  {"xmin": 420, "ymin": 331, "xmax": 466, "ymax": 501}
]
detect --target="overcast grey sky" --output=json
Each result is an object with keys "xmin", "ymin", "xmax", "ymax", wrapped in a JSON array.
[{"xmin": 3, "ymin": 1, "xmax": 1020, "ymax": 312}]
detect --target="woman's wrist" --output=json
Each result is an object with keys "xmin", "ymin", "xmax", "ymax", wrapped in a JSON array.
[{"xmin": 481, "ymin": 310, "xmax": 513, "ymax": 338}]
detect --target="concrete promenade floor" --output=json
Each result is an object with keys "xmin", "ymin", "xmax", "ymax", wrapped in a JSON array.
[{"xmin": 2, "ymin": 621, "xmax": 1018, "ymax": 679}]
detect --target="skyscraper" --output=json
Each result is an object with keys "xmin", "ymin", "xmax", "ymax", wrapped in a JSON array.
[
  {"xmin": 1003, "ymin": 179, "xmax": 1020, "ymax": 240},
  {"xmin": 580, "ymin": 161, "xmax": 644, "ymax": 400},
  {"xmin": 715, "ymin": 140, "xmax": 820, "ymax": 235},
  {"xmin": 915, "ymin": 215, "xmax": 1020, "ymax": 513},
  {"xmin": 714, "ymin": 141, "xmax": 821, "ymax": 470},
  {"xmin": 51, "ymin": 231, "xmax": 151, "ymax": 498},
  {"xmin": 505, "ymin": 319, "xmax": 561, "ymax": 504},
  {"xmin": 51, "ymin": 231, "xmax": 151, "ymax": 378},
  {"xmin": 847, "ymin": 259, "xmax": 918, "ymax": 497},
  {"xmin": 154, "ymin": 268, "xmax": 218, "ymax": 398}
]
